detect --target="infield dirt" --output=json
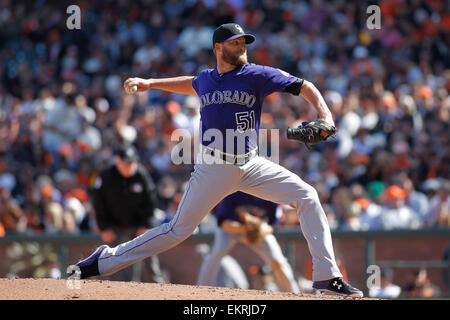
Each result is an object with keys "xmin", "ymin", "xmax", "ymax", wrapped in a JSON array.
[{"xmin": 0, "ymin": 278, "xmax": 375, "ymax": 300}]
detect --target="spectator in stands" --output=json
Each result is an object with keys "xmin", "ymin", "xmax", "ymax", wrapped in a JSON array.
[
  {"xmin": 42, "ymin": 93, "xmax": 82, "ymax": 171},
  {"xmin": 33, "ymin": 175, "xmax": 63, "ymax": 233},
  {"xmin": 357, "ymin": 181, "xmax": 385, "ymax": 230},
  {"xmin": 377, "ymin": 185, "xmax": 423, "ymax": 230},
  {"xmin": 62, "ymin": 197, "xmax": 86, "ymax": 234},
  {"xmin": 403, "ymin": 269, "xmax": 441, "ymax": 298},
  {"xmin": 339, "ymin": 201, "xmax": 362, "ymax": 231},
  {"xmin": 425, "ymin": 180, "xmax": 450, "ymax": 227},
  {"xmin": 329, "ymin": 186, "xmax": 353, "ymax": 225},
  {"xmin": 394, "ymin": 173, "xmax": 430, "ymax": 222},
  {"xmin": 368, "ymin": 268, "xmax": 401, "ymax": 299},
  {"xmin": 43, "ymin": 202, "xmax": 64, "ymax": 234},
  {"xmin": 0, "ymin": 187, "xmax": 27, "ymax": 235},
  {"xmin": 182, "ymin": 95, "xmax": 201, "ymax": 137},
  {"xmin": 177, "ymin": 20, "xmax": 214, "ymax": 58}
]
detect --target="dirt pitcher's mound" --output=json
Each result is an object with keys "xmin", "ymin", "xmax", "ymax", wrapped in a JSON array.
[{"xmin": 0, "ymin": 278, "xmax": 371, "ymax": 300}]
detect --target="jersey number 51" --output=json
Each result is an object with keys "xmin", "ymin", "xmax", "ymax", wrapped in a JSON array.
[{"xmin": 235, "ymin": 111, "xmax": 256, "ymax": 132}]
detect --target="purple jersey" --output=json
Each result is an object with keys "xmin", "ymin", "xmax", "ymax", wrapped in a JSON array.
[
  {"xmin": 216, "ymin": 191, "xmax": 280, "ymax": 226},
  {"xmin": 192, "ymin": 63, "xmax": 300, "ymax": 155}
]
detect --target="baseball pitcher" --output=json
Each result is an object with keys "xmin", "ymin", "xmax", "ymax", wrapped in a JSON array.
[{"xmin": 72, "ymin": 23, "xmax": 363, "ymax": 297}]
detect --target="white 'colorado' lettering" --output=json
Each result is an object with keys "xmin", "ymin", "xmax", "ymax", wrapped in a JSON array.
[
  {"xmin": 211, "ymin": 90, "xmax": 224, "ymax": 104},
  {"xmin": 200, "ymin": 90, "xmax": 256, "ymax": 108},
  {"xmin": 223, "ymin": 90, "xmax": 232, "ymax": 103},
  {"xmin": 231, "ymin": 90, "xmax": 241, "ymax": 104}
]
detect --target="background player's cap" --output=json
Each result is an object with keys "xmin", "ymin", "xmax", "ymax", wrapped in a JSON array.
[
  {"xmin": 213, "ymin": 23, "xmax": 255, "ymax": 45},
  {"xmin": 116, "ymin": 144, "xmax": 139, "ymax": 162}
]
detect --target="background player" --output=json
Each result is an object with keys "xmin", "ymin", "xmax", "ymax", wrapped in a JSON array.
[
  {"xmin": 72, "ymin": 23, "xmax": 363, "ymax": 297},
  {"xmin": 197, "ymin": 191, "xmax": 300, "ymax": 293}
]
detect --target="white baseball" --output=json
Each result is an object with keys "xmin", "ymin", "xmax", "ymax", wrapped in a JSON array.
[{"xmin": 126, "ymin": 85, "xmax": 138, "ymax": 94}]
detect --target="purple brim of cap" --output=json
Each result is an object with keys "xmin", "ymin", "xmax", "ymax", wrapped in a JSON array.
[{"xmin": 224, "ymin": 34, "xmax": 255, "ymax": 44}]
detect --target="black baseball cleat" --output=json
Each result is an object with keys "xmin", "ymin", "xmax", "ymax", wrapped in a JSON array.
[
  {"xmin": 313, "ymin": 277, "xmax": 364, "ymax": 298},
  {"xmin": 68, "ymin": 245, "xmax": 109, "ymax": 279}
]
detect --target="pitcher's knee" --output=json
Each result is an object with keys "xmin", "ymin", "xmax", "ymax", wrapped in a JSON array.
[
  {"xmin": 291, "ymin": 185, "xmax": 321, "ymax": 210},
  {"xmin": 173, "ymin": 226, "xmax": 197, "ymax": 242},
  {"xmin": 303, "ymin": 184, "xmax": 320, "ymax": 201},
  {"xmin": 163, "ymin": 221, "xmax": 196, "ymax": 243}
]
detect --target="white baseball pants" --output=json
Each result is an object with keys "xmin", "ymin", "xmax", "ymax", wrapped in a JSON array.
[{"xmin": 97, "ymin": 152, "xmax": 342, "ymax": 282}]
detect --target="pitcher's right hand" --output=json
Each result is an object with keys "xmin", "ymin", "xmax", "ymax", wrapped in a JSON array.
[{"xmin": 123, "ymin": 77, "xmax": 151, "ymax": 93}]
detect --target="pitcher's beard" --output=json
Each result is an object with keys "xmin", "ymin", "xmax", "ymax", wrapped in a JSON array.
[{"xmin": 222, "ymin": 49, "xmax": 247, "ymax": 67}]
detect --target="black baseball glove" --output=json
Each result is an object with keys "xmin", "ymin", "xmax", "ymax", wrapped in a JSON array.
[{"xmin": 286, "ymin": 119, "xmax": 336, "ymax": 147}]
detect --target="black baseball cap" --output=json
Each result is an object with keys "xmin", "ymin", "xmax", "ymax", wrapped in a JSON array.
[
  {"xmin": 116, "ymin": 145, "xmax": 139, "ymax": 162},
  {"xmin": 212, "ymin": 23, "xmax": 255, "ymax": 46}
]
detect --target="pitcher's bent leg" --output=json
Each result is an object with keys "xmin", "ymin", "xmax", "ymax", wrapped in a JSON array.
[
  {"xmin": 240, "ymin": 157, "xmax": 342, "ymax": 282},
  {"xmin": 98, "ymin": 163, "xmax": 240, "ymax": 276}
]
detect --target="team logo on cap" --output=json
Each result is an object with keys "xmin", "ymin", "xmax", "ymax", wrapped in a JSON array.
[{"xmin": 234, "ymin": 24, "xmax": 244, "ymax": 33}]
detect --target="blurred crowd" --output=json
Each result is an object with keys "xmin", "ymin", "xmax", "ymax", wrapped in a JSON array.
[
  {"xmin": 367, "ymin": 267, "xmax": 442, "ymax": 298},
  {"xmin": 0, "ymin": 0, "xmax": 449, "ymax": 237}
]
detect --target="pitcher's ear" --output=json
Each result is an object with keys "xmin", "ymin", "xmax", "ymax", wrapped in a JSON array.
[{"xmin": 214, "ymin": 42, "xmax": 221, "ymax": 55}]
